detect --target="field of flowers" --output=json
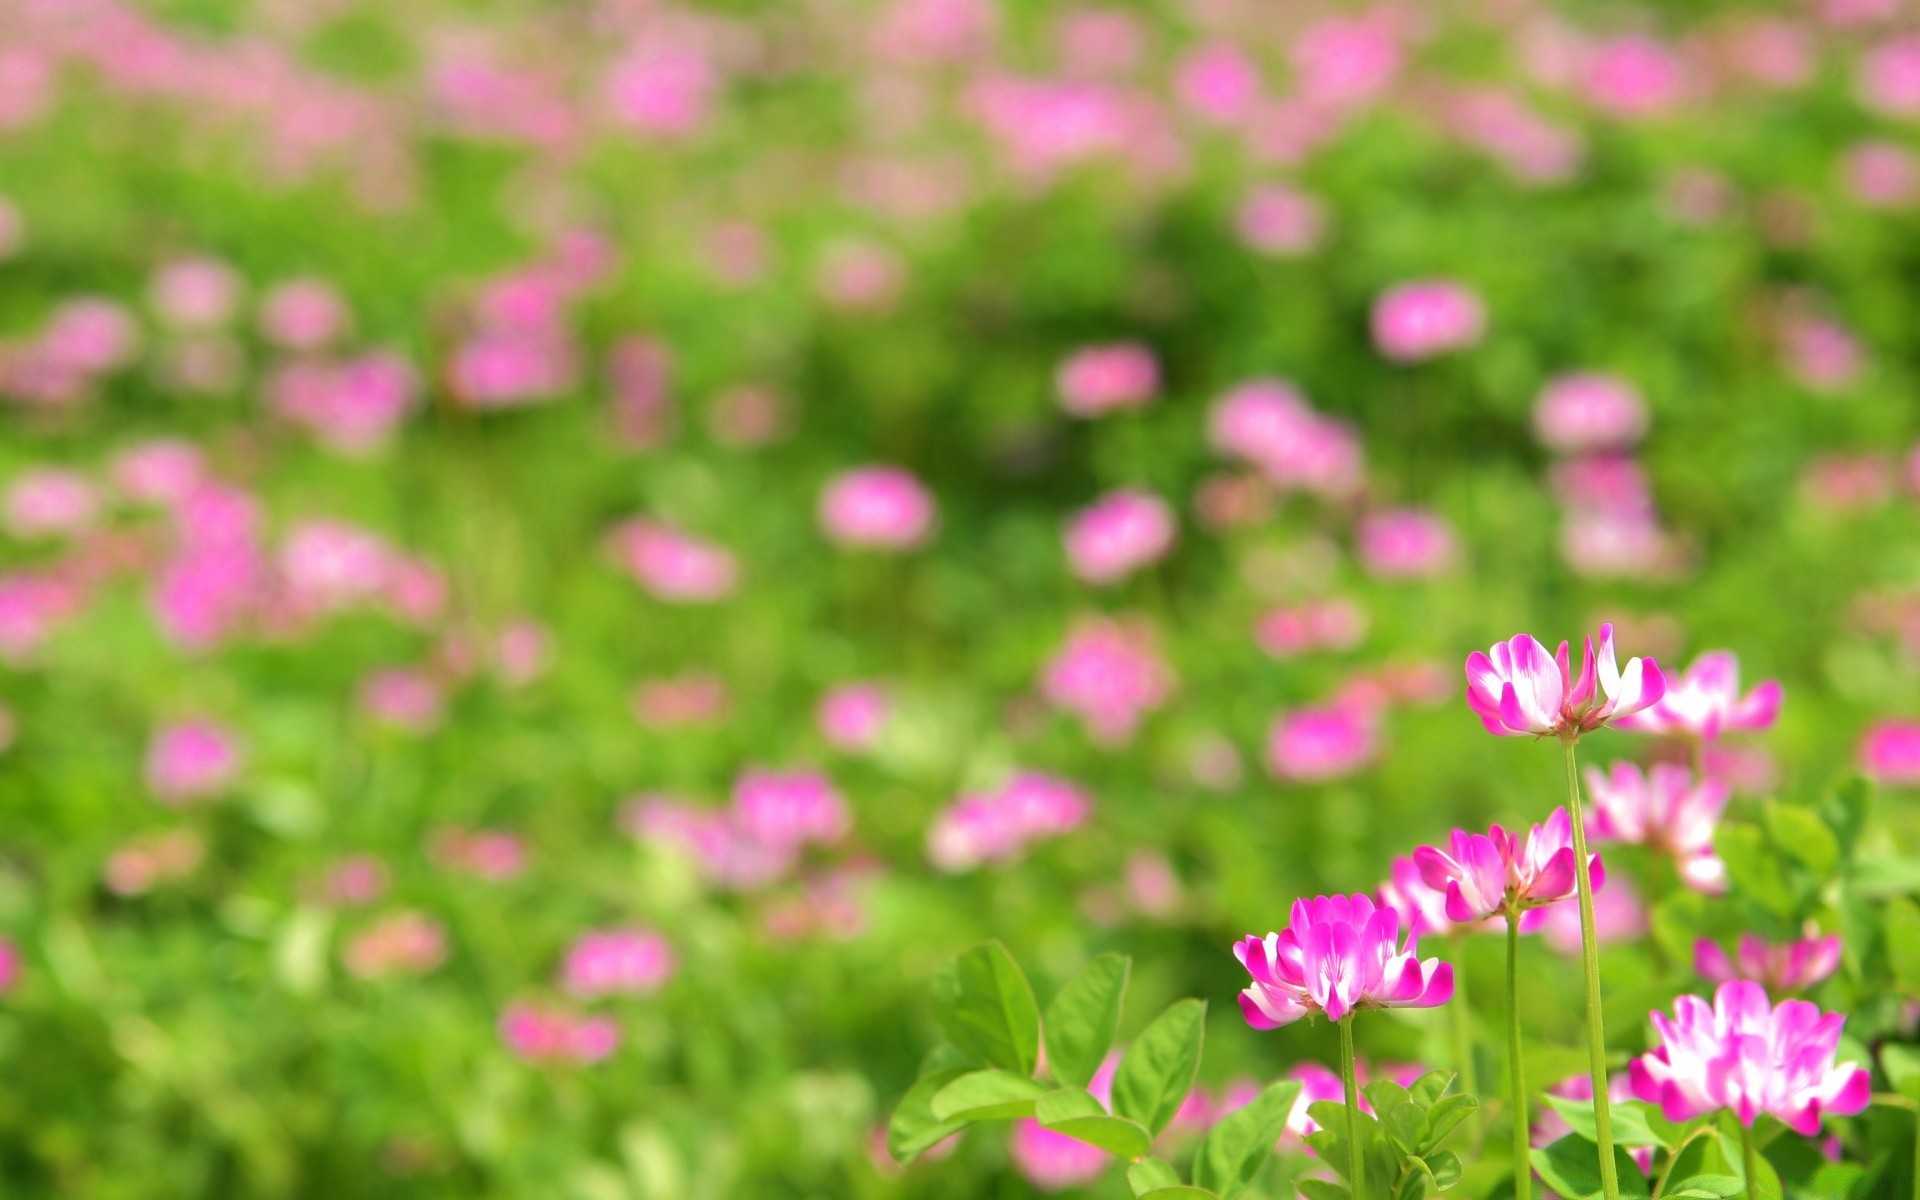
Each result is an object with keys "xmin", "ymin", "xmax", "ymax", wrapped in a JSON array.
[{"xmin": 2, "ymin": 0, "xmax": 1920, "ymax": 1196}]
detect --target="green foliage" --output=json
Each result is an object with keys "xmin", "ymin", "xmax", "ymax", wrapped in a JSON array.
[
  {"xmin": 930, "ymin": 940, "xmax": 1041, "ymax": 1076},
  {"xmin": 1112, "ymin": 999, "xmax": 1208, "ymax": 1137},
  {"xmin": 1042, "ymin": 953, "xmax": 1129, "ymax": 1090}
]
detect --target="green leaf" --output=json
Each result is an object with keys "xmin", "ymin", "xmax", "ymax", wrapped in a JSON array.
[
  {"xmin": 1112, "ymin": 998, "xmax": 1207, "ymax": 1137},
  {"xmin": 1137, "ymin": 1190, "xmax": 1217, "ymax": 1200},
  {"xmin": 1425, "ymin": 1150, "xmax": 1463, "ymax": 1189},
  {"xmin": 886, "ymin": 1068, "xmax": 969, "ymax": 1164},
  {"xmin": 1408, "ymin": 1071, "xmax": 1453, "ymax": 1108},
  {"xmin": 1661, "ymin": 1177, "xmax": 1742, "ymax": 1199},
  {"xmin": 1127, "ymin": 1157, "xmax": 1180, "ymax": 1196},
  {"xmin": 1420, "ymin": 1093, "xmax": 1478, "ymax": 1152},
  {"xmin": 1304, "ymin": 1103, "xmax": 1386, "ymax": 1188},
  {"xmin": 930, "ymin": 941, "xmax": 1041, "ymax": 1076},
  {"xmin": 1542, "ymin": 1095, "xmax": 1670, "ymax": 1149},
  {"xmin": 929, "ymin": 1069, "xmax": 1049, "ymax": 1122},
  {"xmin": 1763, "ymin": 802, "xmax": 1839, "ymax": 876},
  {"xmin": 1035, "ymin": 1088, "xmax": 1153, "ymax": 1159},
  {"xmin": 1823, "ymin": 776, "xmax": 1872, "ymax": 858},
  {"xmin": 1044, "ymin": 954, "xmax": 1130, "ymax": 1089},
  {"xmin": 1295, "ymin": 1181, "xmax": 1350, "ymax": 1200},
  {"xmin": 1881, "ymin": 1044, "xmax": 1920, "ymax": 1101},
  {"xmin": 1531, "ymin": 1134, "xmax": 1651, "ymax": 1200},
  {"xmin": 1888, "ymin": 898, "xmax": 1920, "ymax": 996},
  {"xmin": 1716, "ymin": 825, "xmax": 1795, "ymax": 918},
  {"xmin": 1191, "ymin": 1080, "xmax": 1301, "ymax": 1199}
]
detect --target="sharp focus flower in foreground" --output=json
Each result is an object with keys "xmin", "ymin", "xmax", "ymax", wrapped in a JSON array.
[
  {"xmin": 1629, "ymin": 981, "xmax": 1869, "ymax": 1134},
  {"xmin": 1695, "ymin": 933, "xmax": 1842, "ymax": 994},
  {"xmin": 1233, "ymin": 893, "xmax": 1453, "ymax": 1028},
  {"xmin": 1616, "ymin": 650, "xmax": 1782, "ymax": 741},
  {"xmin": 1463, "ymin": 622, "xmax": 1664, "ymax": 738},
  {"xmin": 1413, "ymin": 807, "xmax": 1600, "ymax": 923},
  {"xmin": 1584, "ymin": 762, "xmax": 1728, "ymax": 893}
]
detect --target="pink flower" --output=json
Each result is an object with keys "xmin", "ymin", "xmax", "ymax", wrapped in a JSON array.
[
  {"xmin": 105, "ymin": 829, "xmax": 204, "ymax": 896},
  {"xmin": 145, "ymin": 719, "xmax": 242, "ymax": 804},
  {"xmin": 1254, "ymin": 600, "xmax": 1366, "ymax": 659},
  {"xmin": 359, "ymin": 669, "xmax": 444, "ymax": 732},
  {"xmin": 0, "ymin": 938, "xmax": 19, "ymax": 993},
  {"xmin": 926, "ymin": 771, "xmax": 1091, "ymax": 872},
  {"xmin": 605, "ymin": 37, "xmax": 717, "ymax": 138},
  {"xmin": 1234, "ymin": 894, "xmax": 1453, "ymax": 1027},
  {"xmin": 259, "ymin": 278, "xmax": 349, "ymax": 350},
  {"xmin": 1781, "ymin": 313, "xmax": 1863, "ymax": 393},
  {"xmin": 625, "ymin": 794, "xmax": 796, "ymax": 891},
  {"xmin": 561, "ymin": 928, "xmax": 676, "ymax": 998},
  {"xmin": 1541, "ymin": 876, "xmax": 1647, "ymax": 956},
  {"xmin": 494, "ymin": 618, "xmax": 551, "ymax": 686},
  {"xmin": 1858, "ymin": 36, "xmax": 1920, "ymax": 118},
  {"xmin": 818, "ymin": 466, "xmax": 936, "ymax": 549},
  {"xmin": 1584, "ymin": 762, "xmax": 1728, "ymax": 893},
  {"xmin": 1039, "ymin": 616, "xmax": 1173, "ymax": 745},
  {"xmin": 344, "ymin": 910, "xmax": 448, "ymax": 979},
  {"xmin": 149, "ymin": 257, "xmax": 242, "ymax": 330},
  {"xmin": 1266, "ymin": 705, "xmax": 1378, "ymax": 782},
  {"xmin": 1844, "ymin": 141, "xmax": 1918, "ymax": 208},
  {"xmin": 1064, "ymin": 489, "xmax": 1175, "ymax": 584},
  {"xmin": 1861, "ymin": 719, "xmax": 1920, "ymax": 784},
  {"xmin": 1207, "ymin": 380, "xmax": 1363, "ymax": 497},
  {"xmin": 1628, "ymin": 981, "xmax": 1869, "ymax": 1135},
  {"xmin": 3, "ymin": 469, "xmax": 99, "ymax": 539},
  {"xmin": 1696, "ymin": 934, "xmax": 1843, "ymax": 994},
  {"xmin": 732, "ymin": 768, "xmax": 849, "ymax": 849},
  {"xmin": 1055, "ymin": 342, "xmax": 1160, "ymax": 417},
  {"xmin": 1278, "ymin": 1061, "xmax": 1424, "ymax": 1141},
  {"xmin": 1581, "ymin": 37, "xmax": 1689, "ymax": 118},
  {"xmin": 431, "ymin": 828, "xmax": 527, "ymax": 881},
  {"xmin": 1616, "ymin": 650, "xmax": 1782, "ymax": 741},
  {"xmin": 633, "ymin": 673, "xmax": 730, "ymax": 728},
  {"xmin": 320, "ymin": 855, "xmax": 389, "ymax": 906},
  {"xmin": 610, "ymin": 519, "xmax": 737, "ymax": 602},
  {"xmin": 500, "ymin": 1003, "xmax": 621, "ymax": 1065},
  {"xmin": 1291, "ymin": 15, "xmax": 1403, "ymax": 110},
  {"xmin": 1464, "ymin": 623, "xmax": 1665, "ymax": 738},
  {"xmin": 1414, "ymin": 808, "xmax": 1599, "ymax": 923},
  {"xmin": 1371, "ymin": 281, "xmax": 1485, "ymax": 362},
  {"xmin": 1533, "ymin": 374, "xmax": 1649, "ymax": 453},
  {"xmin": 1356, "ymin": 509, "xmax": 1454, "ymax": 579},
  {"xmin": 817, "ymin": 684, "xmax": 889, "ymax": 751},
  {"xmin": 1377, "ymin": 855, "xmax": 1460, "ymax": 938},
  {"xmin": 1235, "ymin": 185, "xmax": 1325, "ymax": 256},
  {"xmin": 270, "ymin": 353, "xmax": 417, "ymax": 454},
  {"xmin": 112, "ymin": 440, "xmax": 204, "ymax": 507},
  {"xmin": 1174, "ymin": 43, "xmax": 1262, "ymax": 123}
]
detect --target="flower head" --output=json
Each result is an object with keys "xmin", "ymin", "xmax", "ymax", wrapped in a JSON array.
[
  {"xmin": 1233, "ymin": 893, "xmax": 1453, "ymax": 1028},
  {"xmin": 1628, "ymin": 981, "xmax": 1869, "ymax": 1134},
  {"xmin": 1616, "ymin": 651, "xmax": 1781, "ymax": 741},
  {"xmin": 1584, "ymin": 762, "xmax": 1727, "ymax": 893},
  {"xmin": 1413, "ymin": 807, "xmax": 1600, "ymax": 923},
  {"xmin": 1464, "ymin": 623, "xmax": 1664, "ymax": 738},
  {"xmin": 1695, "ymin": 934, "xmax": 1842, "ymax": 995}
]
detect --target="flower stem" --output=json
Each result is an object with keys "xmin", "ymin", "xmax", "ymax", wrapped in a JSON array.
[
  {"xmin": 1562, "ymin": 736, "xmax": 1620, "ymax": 1200},
  {"xmin": 1507, "ymin": 911, "xmax": 1533, "ymax": 1200},
  {"xmin": 1339, "ymin": 1013, "xmax": 1365, "ymax": 1199},
  {"xmin": 1448, "ymin": 933, "xmax": 1482, "ymax": 1149},
  {"xmin": 1741, "ymin": 1121, "xmax": 1761, "ymax": 1198}
]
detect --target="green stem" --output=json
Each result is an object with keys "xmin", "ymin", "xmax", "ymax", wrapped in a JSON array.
[
  {"xmin": 1740, "ymin": 1122, "xmax": 1760, "ymax": 1198},
  {"xmin": 1507, "ymin": 911, "xmax": 1533, "ymax": 1200},
  {"xmin": 1448, "ymin": 933, "xmax": 1482, "ymax": 1149},
  {"xmin": 1340, "ymin": 1013, "xmax": 1365, "ymax": 1199},
  {"xmin": 1562, "ymin": 736, "xmax": 1620, "ymax": 1200}
]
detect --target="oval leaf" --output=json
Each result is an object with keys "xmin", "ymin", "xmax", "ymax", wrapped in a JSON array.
[
  {"xmin": 1044, "ymin": 954, "xmax": 1130, "ymax": 1090},
  {"xmin": 1192, "ymin": 1079, "xmax": 1302, "ymax": 1199},
  {"xmin": 930, "ymin": 941, "xmax": 1040, "ymax": 1076},
  {"xmin": 1112, "ymin": 998, "xmax": 1207, "ymax": 1136},
  {"xmin": 1127, "ymin": 1157, "xmax": 1180, "ymax": 1196},
  {"xmin": 1036, "ymin": 1088, "xmax": 1153, "ymax": 1160},
  {"xmin": 930, "ymin": 1068, "xmax": 1049, "ymax": 1122},
  {"xmin": 886, "ymin": 1068, "xmax": 970, "ymax": 1164}
]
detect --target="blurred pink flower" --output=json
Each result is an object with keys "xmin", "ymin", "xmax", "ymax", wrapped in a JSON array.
[
  {"xmin": 431, "ymin": 827, "xmax": 526, "ymax": 880},
  {"xmin": 344, "ymin": 910, "xmax": 448, "ymax": 978},
  {"xmin": 1174, "ymin": 42, "xmax": 1262, "ymax": 123},
  {"xmin": 500, "ymin": 1003, "xmax": 620, "ymax": 1065},
  {"xmin": 270, "ymin": 353, "xmax": 417, "ymax": 454},
  {"xmin": 1414, "ymin": 807, "xmax": 1598, "ymax": 922},
  {"xmin": 1207, "ymin": 379, "xmax": 1363, "ymax": 497},
  {"xmin": 1010, "ymin": 1055, "xmax": 1116, "ymax": 1189},
  {"xmin": 818, "ymin": 466, "xmax": 936, "ymax": 549},
  {"xmin": 1040, "ymin": 616, "xmax": 1173, "ymax": 744},
  {"xmin": 1291, "ymin": 14, "xmax": 1403, "ymax": 110},
  {"xmin": 1357, "ymin": 508, "xmax": 1455, "ymax": 578},
  {"xmin": 1266, "ymin": 704, "xmax": 1378, "ymax": 781},
  {"xmin": 1254, "ymin": 599, "xmax": 1366, "ymax": 658},
  {"xmin": 3, "ymin": 468, "xmax": 100, "ymax": 539},
  {"xmin": 1858, "ymin": 35, "xmax": 1920, "ymax": 117},
  {"xmin": 1843, "ymin": 140, "xmax": 1918, "ymax": 208},
  {"xmin": 145, "ymin": 719, "xmax": 242, "ymax": 804},
  {"xmin": 1581, "ymin": 37, "xmax": 1689, "ymax": 118},
  {"xmin": 1064, "ymin": 489, "xmax": 1175, "ymax": 584},
  {"xmin": 1585, "ymin": 762, "xmax": 1729, "ymax": 893},
  {"xmin": 1465, "ymin": 623, "xmax": 1665, "ymax": 738},
  {"xmin": 105, "ymin": 829, "xmax": 205, "ymax": 896},
  {"xmin": 732, "ymin": 768, "xmax": 849, "ymax": 849},
  {"xmin": 1055, "ymin": 342, "xmax": 1159, "ymax": 417},
  {"xmin": 1235, "ymin": 184, "xmax": 1325, "ymax": 256},
  {"xmin": 1696, "ymin": 933, "xmax": 1842, "ymax": 994},
  {"xmin": 1629, "ymin": 981, "xmax": 1868, "ymax": 1134},
  {"xmin": 259, "ymin": 278, "xmax": 349, "ymax": 351},
  {"xmin": 494, "ymin": 618, "xmax": 551, "ymax": 686},
  {"xmin": 1781, "ymin": 312, "xmax": 1863, "ymax": 393},
  {"xmin": 0, "ymin": 938, "xmax": 19, "ymax": 993},
  {"xmin": 359, "ymin": 669, "xmax": 444, "ymax": 731},
  {"xmin": 1234, "ymin": 893, "xmax": 1453, "ymax": 1027},
  {"xmin": 562, "ymin": 928, "xmax": 676, "ymax": 998},
  {"xmin": 633, "ymin": 672, "xmax": 730, "ymax": 728},
  {"xmin": 605, "ymin": 37, "xmax": 717, "ymax": 137},
  {"xmin": 321, "ymin": 854, "xmax": 389, "ymax": 906},
  {"xmin": 40, "ymin": 298, "xmax": 140, "ymax": 375},
  {"xmin": 1533, "ymin": 373, "xmax": 1649, "ymax": 453},
  {"xmin": 150, "ymin": 257, "xmax": 243, "ymax": 331},
  {"xmin": 926, "ymin": 770, "xmax": 1091, "ymax": 871},
  {"xmin": 112, "ymin": 440, "xmax": 205, "ymax": 507},
  {"xmin": 610, "ymin": 519, "xmax": 737, "ymax": 602},
  {"xmin": 1616, "ymin": 650, "xmax": 1781, "ymax": 741},
  {"xmin": 1541, "ymin": 874, "xmax": 1645, "ymax": 955},
  {"xmin": 1377, "ymin": 854, "xmax": 1462, "ymax": 938},
  {"xmin": 817, "ymin": 683, "xmax": 889, "ymax": 751},
  {"xmin": 1860, "ymin": 719, "xmax": 1920, "ymax": 784},
  {"xmin": 626, "ymin": 793, "xmax": 796, "ymax": 891},
  {"xmin": 1371, "ymin": 281, "xmax": 1485, "ymax": 362},
  {"xmin": 1445, "ymin": 88, "xmax": 1583, "ymax": 184}
]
